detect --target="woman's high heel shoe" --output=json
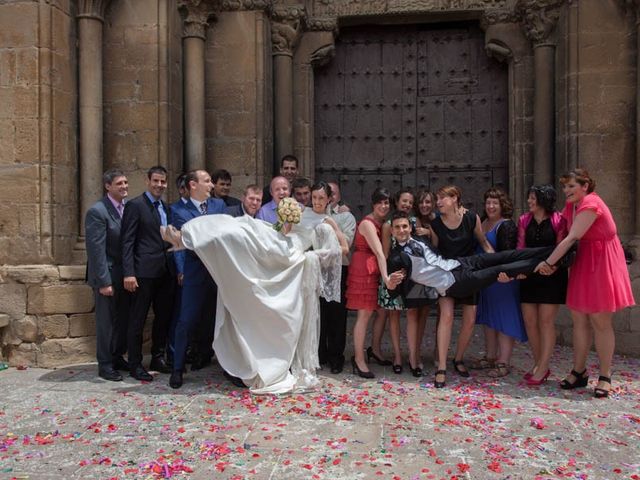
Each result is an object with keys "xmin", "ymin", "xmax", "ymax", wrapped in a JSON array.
[
  {"xmin": 559, "ymin": 369, "xmax": 588, "ymax": 390},
  {"xmin": 351, "ymin": 356, "xmax": 375, "ymax": 379},
  {"xmin": 410, "ymin": 365, "xmax": 423, "ymax": 377},
  {"xmin": 526, "ymin": 369, "xmax": 550, "ymax": 386},
  {"xmin": 434, "ymin": 370, "xmax": 446, "ymax": 388},
  {"xmin": 392, "ymin": 363, "xmax": 403, "ymax": 374},
  {"xmin": 594, "ymin": 375, "xmax": 612, "ymax": 398},
  {"xmin": 366, "ymin": 346, "xmax": 392, "ymax": 366},
  {"xmin": 452, "ymin": 359, "xmax": 470, "ymax": 378}
]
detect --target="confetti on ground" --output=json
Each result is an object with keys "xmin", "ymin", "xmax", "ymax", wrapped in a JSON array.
[{"xmin": 0, "ymin": 329, "xmax": 639, "ymax": 479}]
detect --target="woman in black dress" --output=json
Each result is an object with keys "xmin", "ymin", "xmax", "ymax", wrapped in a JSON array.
[
  {"xmin": 517, "ymin": 185, "xmax": 568, "ymax": 385},
  {"xmin": 430, "ymin": 185, "xmax": 493, "ymax": 387}
]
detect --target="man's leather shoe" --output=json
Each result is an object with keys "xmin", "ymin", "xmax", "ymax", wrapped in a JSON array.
[
  {"xmin": 330, "ymin": 362, "xmax": 344, "ymax": 374},
  {"xmin": 190, "ymin": 355, "xmax": 211, "ymax": 371},
  {"xmin": 169, "ymin": 371, "xmax": 183, "ymax": 389},
  {"xmin": 149, "ymin": 357, "xmax": 171, "ymax": 374},
  {"xmin": 223, "ymin": 370, "xmax": 246, "ymax": 388},
  {"xmin": 130, "ymin": 365, "xmax": 153, "ymax": 382},
  {"xmin": 99, "ymin": 367, "xmax": 123, "ymax": 382},
  {"xmin": 112, "ymin": 357, "xmax": 130, "ymax": 372}
]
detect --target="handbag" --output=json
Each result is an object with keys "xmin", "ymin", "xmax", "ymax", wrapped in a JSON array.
[{"xmin": 558, "ymin": 241, "xmax": 577, "ymax": 268}]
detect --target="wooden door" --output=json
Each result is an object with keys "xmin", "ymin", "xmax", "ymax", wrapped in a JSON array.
[{"xmin": 314, "ymin": 23, "xmax": 508, "ymax": 218}]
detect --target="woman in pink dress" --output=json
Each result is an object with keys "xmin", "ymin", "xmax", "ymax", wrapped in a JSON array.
[{"xmin": 535, "ymin": 168, "xmax": 635, "ymax": 398}]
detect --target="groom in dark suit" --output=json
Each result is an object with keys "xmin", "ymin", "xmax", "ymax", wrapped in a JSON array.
[
  {"xmin": 121, "ymin": 166, "xmax": 176, "ymax": 381},
  {"xmin": 85, "ymin": 169, "xmax": 131, "ymax": 381},
  {"xmin": 169, "ymin": 169, "xmax": 225, "ymax": 388}
]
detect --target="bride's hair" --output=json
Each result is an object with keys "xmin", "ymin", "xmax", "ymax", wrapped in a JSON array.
[{"xmin": 311, "ymin": 181, "xmax": 332, "ymax": 197}]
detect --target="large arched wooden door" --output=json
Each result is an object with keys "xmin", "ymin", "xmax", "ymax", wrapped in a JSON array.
[{"xmin": 314, "ymin": 23, "xmax": 509, "ymax": 218}]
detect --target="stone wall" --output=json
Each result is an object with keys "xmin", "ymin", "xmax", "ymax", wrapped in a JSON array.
[
  {"xmin": 0, "ymin": 0, "xmax": 78, "ymax": 266},
  {"xmin": 205, "ymin": 9, "xmax": 273, "ymax": 196},
  {"xmin": 103, "ymin": 0, "xmax": 184, "ymax": 199}
]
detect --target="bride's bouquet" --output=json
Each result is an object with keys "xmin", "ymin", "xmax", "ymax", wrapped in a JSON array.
[{"xmin": 274, "ymin": 197, "xmax": 302, "ymax": 232}]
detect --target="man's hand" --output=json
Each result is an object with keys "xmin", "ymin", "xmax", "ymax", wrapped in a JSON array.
[
  {"xmin": 98, "ymin": 285, "xmax": 114, "ymax": 296},
  {"xmin": 177, "ymin": 273, "xmax": 184, "ymax": 287},
  {"xmin": 336, "ymin": 204, "xmax": 350, "ymax": 213},
  {"xmin": 124, "ymin": 276, "xmax": 139, "ymax": 292},
  {"xmin": 385, "ymin": 270, "xmax": 405, "ymax": 290}
]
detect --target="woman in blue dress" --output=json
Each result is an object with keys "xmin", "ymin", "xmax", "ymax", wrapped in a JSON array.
[{"xmin": 475, "ymin": 188, "xmax": 527, "ymax": 378}]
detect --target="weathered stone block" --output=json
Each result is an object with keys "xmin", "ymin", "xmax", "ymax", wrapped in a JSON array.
[
  {"xmin": 58, "ymin": 265, "xmax": 86, "ymax": 281},
  {"xmin": 69, "ymin": 313, "xmax": 96, "ymax": 338},
  {"xmin": 8, "ymin": 342, "xmax": 37, "ymax": 367},
  {"xmin": 0, "ymin": 265, "xmax": 60, "ymax": 284},
  {"xmin": 0, "ymin": 314, "xmax": 9, "ymax": 328},
  {"xmin": 555, "ymin": 306, "xmax": 572, "ymax": 327},
  {"xmin": 27, "ymin": 285, "xmax": 94, "ymax": 315},
  {"xmin": 0, "ymin": 283, "xmax": 27, "ymax": 317},
  {"xmin": 0, "ymin": 3, "xmax": 39, "ymax": 48},
  {"xmin": 11, "ymin": 315, "xmax": 39, "ymax": 342},
  {"xmin": 38, "ymin": 314, "xmax": 69, "ymax": 339},
  {"xmin": 615, "ymin": 331, "xmax": 640, "ymax": 357},
  {"xmin": 38, "ymin": 337, "xmax": 96, "ymax": 368}
]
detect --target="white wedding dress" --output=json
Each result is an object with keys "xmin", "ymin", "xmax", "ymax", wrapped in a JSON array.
[{"xmin": 180, "ymin": 214, "xmax": 342, "ymax": 394}]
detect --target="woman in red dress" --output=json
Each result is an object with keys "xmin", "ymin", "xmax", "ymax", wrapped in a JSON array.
[
  {"xmin": 346, "ymin": 188, "xmax": 404, "ymax": 378},
  {"xmin": 535, "ymin": 168, "xmax": 635, "ymax": 397}
]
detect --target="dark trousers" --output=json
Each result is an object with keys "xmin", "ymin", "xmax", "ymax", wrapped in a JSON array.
[
  {"xmin": 447, "ymin": 246, "xmax": 554, "ymax": 298},
  {"xmin": 167, "ymin": 283, "xmax": 183, "ymax": 362},
  {"xmin": 318, "ymin": 266, "xmax": 348, "ymax": 367},
  {"xmin": 127, "ymin": 272, "xmax": 175, "ymax": 367},
  {"xmin": 172, "ymin": 276, "xmax": 217, "ymax": 371},
  {"xmin": 94, "ymin": 284, "xmax": 129, "ymax": 368}
]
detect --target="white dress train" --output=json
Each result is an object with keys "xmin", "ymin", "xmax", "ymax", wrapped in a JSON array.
[{"xmin": 181, "ymin": 214, "xmax": 341, "ymax": 394}]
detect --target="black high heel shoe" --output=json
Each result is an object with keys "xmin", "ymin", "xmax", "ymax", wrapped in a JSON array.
[
  {"xmin": 594, "ymin": 375, "xmax": 612, "ymax": 398},
  {"xmin": 366, "ymin": 347, "xmax": 392, "ymax": 366},
  {"xmin": 392, "ymin": 363, "xmax": 403, "ymax": 374},
  {"xmin": 434, "ymin": 370, "xmax": 446, "ymax": 388},
  {"xmin": 559, "ymin": 369, "xmax": 589, "ymax": 390},
  {"xmin": 452, "ymin": 359, "xmax": 470, "ymax": 378},
  {"xmin": 410, "ymin": 365, "xmax": 423, "ymax": 377},
  {"xmin": 351, "ymin": 356, "xmax": 375, "ymax": 379}
]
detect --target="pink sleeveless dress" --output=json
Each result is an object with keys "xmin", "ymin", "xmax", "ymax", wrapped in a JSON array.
[
  {"xmin": 346, "ymin": 217, "xmax": 382, "ymax": 311},
  {"xmin": 562, "ymin": 193, "xmax": 634, "ymax": 313}
]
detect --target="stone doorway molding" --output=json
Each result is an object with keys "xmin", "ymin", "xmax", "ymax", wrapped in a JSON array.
[{"xmin": 290, "ymin": 0, "xmax": 558, "ymax": 212}]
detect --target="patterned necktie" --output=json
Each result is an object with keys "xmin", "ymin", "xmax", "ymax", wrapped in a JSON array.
[
  {"xmin": 200, "ymin": 202, "xmax": 207, "ymax": 215},
  {"xmin": 116, "ymin": 203, "xmax": 124, "ymax": 218}
]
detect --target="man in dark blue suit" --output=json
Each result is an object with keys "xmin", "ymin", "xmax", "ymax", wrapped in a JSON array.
[
  {"xmin": 85, "ymin": 169, "xmax": 131, "ymax": 381},
  {"xmin": 121, "ymin": 166, "xmax": 176, "ymax": 381},
  {"xmin": 169, "ymin": 169, "xmax": 225, "ymax": 388},
  {"xmin": 225, "ymin": 184, "xmax": 263, "ymax": 218}
]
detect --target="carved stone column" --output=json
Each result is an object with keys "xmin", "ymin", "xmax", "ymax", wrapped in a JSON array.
[
  {"xmin": 76, "ymin": 0, "xmax": 111, "ymax": 247},
  {"xmin": 620, "ymin": 0, "xmax": 640, "ymax": 240},
  {"xmin": 517, "ymin": 0, "xmax": 563, "ymax": 186},
  {"xmin": 481, "ymin": 8, "xmax": 532, "ymax": 213},
  {"xmin": 271, "ymin": 5, "xmax": 304, "ymax": 163},
  {"xmin": 179, "ymin": 0, "xmax": 216, "ymax": 171}
]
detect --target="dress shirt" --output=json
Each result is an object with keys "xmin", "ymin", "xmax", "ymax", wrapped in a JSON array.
[
  {"xmin": 399, "ymin": 239, "xmax": 459, "ymax": 296},
  {"xmin": 107, "ymin": 193, "xmax": 125, "ymax": 218},
  {"xmin": 190, "ymin": 198, "xmax": 207, "ymax": 214},
  {"xmin": 145, "ymin": 191, "xmax": 167, "ymax": 226},
  {"xmin": 256, "ymin": 199, "xmax": 278, "ymax": 224}
]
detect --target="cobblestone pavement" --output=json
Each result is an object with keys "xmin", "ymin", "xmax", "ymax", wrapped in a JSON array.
[{"xmin": 1, "ymin": 322, "xmax": 639, "ymax": 480}]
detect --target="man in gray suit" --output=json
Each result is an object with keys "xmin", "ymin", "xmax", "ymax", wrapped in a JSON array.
[{"xmin": 85, "ymin": 169, "xmax": 130, "ymax": 381}]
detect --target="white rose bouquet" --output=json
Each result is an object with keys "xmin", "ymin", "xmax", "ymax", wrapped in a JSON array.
[{"xmin": 274, "ymin": 197, "xmax": 302, "ymax": 232}]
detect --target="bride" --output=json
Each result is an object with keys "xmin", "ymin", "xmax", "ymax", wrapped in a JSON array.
[{"xmin": 162, "ymin": 195, "xmax": 344, "ymax": 394}]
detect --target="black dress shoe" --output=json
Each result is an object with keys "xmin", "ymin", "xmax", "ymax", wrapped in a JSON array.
[
  {"xmin": 223, "ymin": 370, "xmax": 246, "ymax": 388},
  {"xmin": 130, "ymin": 365, "xmax": 153, "ymax": 382},
  {"xmin": 329, "ymin": 359, "xmax": 344, "ymax": 374},
  {"xmin": 112, "ymin": 357, "xmax": 130, "ymax": 372},
  {"xmin": 149, "ymin": 357, "xmax": 171, "ymax": 374},
  {"xmin": 99, "ymin": 367, "xmax": 123, "ymax": 382},
  {"xmin": 169, "ymin": 371, "xmax": 183, "ymax": 389},
  {"xmin": 191, "ymin": 355, "xmax": 212, "ymax": 371}
]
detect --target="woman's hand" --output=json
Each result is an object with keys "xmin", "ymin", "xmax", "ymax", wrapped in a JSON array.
[
  {"xmin": 385, "ymin": 270, "xmax": 405, "ymax": 290},
  {"xmin": 534, "ymin": 261, "xmax": 555, "ymax": 275},
  {"xmin": 497, "ymin": 272, "xmax": 513, "ymax": 283},
  {"xmin": 415, "ymin": 225, "xmax": 431, "ymax": 238}
]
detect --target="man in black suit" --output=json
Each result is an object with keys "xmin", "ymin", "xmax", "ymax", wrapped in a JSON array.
[
  {"xmin": 211, "ymin": 169, "xmax": 241, "ymax": 207},
  {"xmin": 121, "ymin": 166, "xmax": 176, "ymax": 381},
  {"xmin": 225, "ymin": 184, "xmax": 263, "ymax": 218},
  {"xmin": 85, "ymin": 169, "xmax": 130, "ymax": 381}
]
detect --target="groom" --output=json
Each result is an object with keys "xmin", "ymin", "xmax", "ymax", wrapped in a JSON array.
[{"xmin": 386, "ymin": 211, "xmax": 554, "ymax": 301}]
